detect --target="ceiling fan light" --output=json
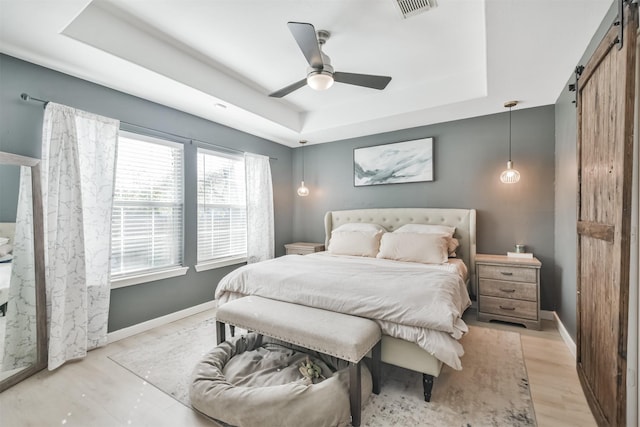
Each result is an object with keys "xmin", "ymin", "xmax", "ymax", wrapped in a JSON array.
[
  {"xmin": 500, "ymin": 161, "xmax": 521, "ymax": 184},
  {"xmin": 307, "ymin": 71, "xmax": 334, "ymax": 91}
]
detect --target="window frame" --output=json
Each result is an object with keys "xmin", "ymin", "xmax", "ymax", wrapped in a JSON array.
[
  {"xmin": 110, "ymin": 130, "xmax": 187, "ymax": 288},
  {"xmin": 195, "ymin": 147, "xmax": 247, "ymax": 272}
]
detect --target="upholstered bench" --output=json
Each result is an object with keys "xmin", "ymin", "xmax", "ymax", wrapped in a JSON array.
[{"xmin": 216, "ymin": 296, "xmax": 382, "ymax": 427}]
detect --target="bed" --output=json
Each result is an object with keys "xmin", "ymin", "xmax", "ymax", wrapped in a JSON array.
[{"xmin": 215, "ymin": 207, "xmax": 476, "ymax": 399}]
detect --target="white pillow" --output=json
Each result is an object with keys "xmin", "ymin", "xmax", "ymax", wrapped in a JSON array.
[
  {"xmin": 0, "ymin": 244, "xmax": 13, "ymax": 257},
  {"xmin": 0, "ymin": 237, "xmax": 9, "ymax": 245},
  {"xmin": 394, "ymin": 224, "xmax": 455, "ymax": 237},
  {"xmin": 394, "ymin": 224, "xmax": 458, "ymax": 255},
  {"xmin": 377, "ymin": 232, "xmax": 449, "ymax": 264},
  {"xmin": 333, "ymin": 223, "xmax": 386, "ymax": 232},
  {"xmin": 329, "ymin": 229, "xmax": 384, "ymax": 257}
]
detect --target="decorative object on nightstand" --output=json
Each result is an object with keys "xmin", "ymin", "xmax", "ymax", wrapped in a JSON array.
[
  {"xmin": 475, "ymin": 254, "xmax": 541, "ymax": 330},
  {"xmin": 284, "ymin": 242, "xmax": 325, "ymax": 255},
  {"xmin": 507, "ymin": 245, "xmax": 533, "ymax": 259}
]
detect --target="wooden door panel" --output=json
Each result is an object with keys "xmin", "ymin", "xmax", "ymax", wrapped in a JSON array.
[
  {"xmin": 576, "ymin": 3, "xmax": 637, "ymax": 426},
  {"xmin": 579, "ymin": 237, "xmax": 617, "ymax": 420}
]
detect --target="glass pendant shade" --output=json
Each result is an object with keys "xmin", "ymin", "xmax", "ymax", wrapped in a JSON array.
[
  {"xmin": 297, "ymin": 181, "xmax": 310, "ymax": 197},
  {"xmin": 307, "ymin": 71, "xmax": 334, "ymax": 91},
  {"xmin": 500, "ymin": 160, "xmax": 520, "ymax": 184}
]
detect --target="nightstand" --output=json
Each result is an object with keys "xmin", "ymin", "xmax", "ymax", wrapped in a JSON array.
[
  {"xmin": 284, "ymin": 242, "xmax": 325, "ymax": 255},
  {"xmin": 475, "ymin": 254, "xmax": 542, "ymax": 330}
]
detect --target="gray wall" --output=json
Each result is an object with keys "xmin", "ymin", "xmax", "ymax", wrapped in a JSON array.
[
  {"xmin": 292, "ymin": 106, "xmax": 556, "ymax": 309},
  {"xmin": 0, "ymin": 165, "xmax": 19, "ymax": 222},
  {"xmin": 553, "ymin": 3, "xmax": 619, "ymax": 340},
  {"xmin": 0, "ymin": 54, "xmax": 294, "ymax": 332}
]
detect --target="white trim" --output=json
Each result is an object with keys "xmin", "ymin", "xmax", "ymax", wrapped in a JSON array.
[
  {"xmin": 111, "ymin": 266, "xmax": 189, "ymax": 289},
  {"xmin": 107, "ymin": 300, "xmax": 217, "ymax": 343},
  {"xmin": 553, "ymin": 311, "xmax": 577, "ymax": 358},
  {"xmin": 195, "ymin": 256, "xmax": 246, "ymax": 272},
  {"xmin": 119, "ymin": 129, "xmax": 184, "ymax": 149},
  {"xmin": 197, "ymin": 145, "xmax": 244, "ymax": 160}
]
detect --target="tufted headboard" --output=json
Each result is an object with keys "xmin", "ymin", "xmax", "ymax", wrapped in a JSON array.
[{"xmin": 324, "ymin": 208, "xmax": 477, "ymax": 290}]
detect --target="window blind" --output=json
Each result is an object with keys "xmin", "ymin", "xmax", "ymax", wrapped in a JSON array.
[
  {"xmin": 111, "ymin": 133, "xmax": 184, "ymax": 277},
  {"xmin": 197, "ymin": 149, "xmax": 247, "ymax": 263}
]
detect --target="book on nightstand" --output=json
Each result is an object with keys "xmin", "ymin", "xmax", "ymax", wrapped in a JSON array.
[{"xmin": 507, "ymin": 252, "xmax": 534, "ymax": 259}]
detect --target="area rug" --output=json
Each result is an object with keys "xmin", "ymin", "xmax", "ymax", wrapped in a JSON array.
[{"xmin": 109, "ymin": 318, "xmax": 536, "ymax": 426}]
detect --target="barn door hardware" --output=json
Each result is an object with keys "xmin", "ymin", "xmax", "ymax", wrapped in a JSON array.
[
  {"xmin": 615, "ymin": 0, "xmax": 637, "ymax": 50},
  {"xmin": 614, "ymin": 0, "xmax": 624, "ymax": 50},
  {"xmin": 569, "ymin": 65, "xmax": 584, "ymax": 105}
]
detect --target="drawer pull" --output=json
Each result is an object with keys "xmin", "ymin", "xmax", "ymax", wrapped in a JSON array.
[
  {"xmin": 499, "ymin": 305, "xmax": 516, "ymax": 311},
  {"xmin": 500, "ymin": 288, "xmax": 516, "ymax": 293},
  {"xmin": 500, "ymin": 271, "xmax": 513, "ymax": 276}
]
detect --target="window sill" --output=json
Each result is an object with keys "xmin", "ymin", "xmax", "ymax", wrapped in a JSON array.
[
  {"xmin": 111, "ymin": 266, "xmax": 189, "ymax": 289},
  {"xmin": 195, "ymin": 257, "xmax": 247, "ymax": 272}
]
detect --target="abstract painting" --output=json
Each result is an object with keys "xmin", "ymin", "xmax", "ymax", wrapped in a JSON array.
[{"xmin": 354, "ymin": 138, "xmax": 433, "ymax": 186}]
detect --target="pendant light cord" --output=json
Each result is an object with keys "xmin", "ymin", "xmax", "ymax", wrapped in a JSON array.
[
  {"xmin": 299, "ymin": 140, "xmax": 307, "ymax": 181},
  {"xmin": 508, "ymin": 105, "xmax": 512, "ymax": 162}
]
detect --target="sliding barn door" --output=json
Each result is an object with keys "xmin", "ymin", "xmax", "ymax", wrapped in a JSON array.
[{"xmin": 576, "ymin": 3, "xmax": 637, "ymax": 426}]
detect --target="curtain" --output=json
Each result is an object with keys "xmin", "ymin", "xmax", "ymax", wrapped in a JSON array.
[
  {"xmin": 244, "ymin": 153, "xmax": 274, "ymax": 263},
  {"xmin": 2, "ymin": 166, "xmax": 37, "ymax": 371},
  {"xmin": 41, "ymin": 103, "xmax": 119, "ymax": 370}
]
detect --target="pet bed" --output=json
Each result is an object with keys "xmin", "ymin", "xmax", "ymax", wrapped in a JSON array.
[{"xmin": 190, "ymin": 333, "xmax": 372, "ymax": 427}]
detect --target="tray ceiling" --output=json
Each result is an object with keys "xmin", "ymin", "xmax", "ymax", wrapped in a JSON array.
[{"xmin": 0, "ymin": 0, "xmax": 613, "ymax": 146}]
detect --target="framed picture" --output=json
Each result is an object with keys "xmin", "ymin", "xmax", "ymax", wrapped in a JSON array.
[{"xmin": 354, "ymin": 138, "xmax": 433, "ymax": 186}]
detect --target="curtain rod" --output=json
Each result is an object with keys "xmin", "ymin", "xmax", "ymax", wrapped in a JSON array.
[{"xmin": 19, "ymin": 93, "xmax": 277, "ymax": 161}]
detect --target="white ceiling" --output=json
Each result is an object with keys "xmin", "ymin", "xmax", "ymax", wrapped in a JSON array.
[{"xmin": 0, "ymin": 0, "xmax": 613, "ymax": 147}]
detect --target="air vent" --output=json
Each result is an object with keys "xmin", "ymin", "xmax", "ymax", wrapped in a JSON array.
[{"xmin": 393, "ymin": 0, "xmax": 438, "ymax": 19}]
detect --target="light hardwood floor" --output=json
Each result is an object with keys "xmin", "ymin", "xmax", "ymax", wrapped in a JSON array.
[{"xmin": 0, "ymin": 309, "xmax": 595, "ymax": 426}]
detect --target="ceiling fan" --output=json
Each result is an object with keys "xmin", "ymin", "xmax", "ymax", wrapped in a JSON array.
[{"xmin": 269, "ymin": 22, "xmax": 392, "ymax": 98}]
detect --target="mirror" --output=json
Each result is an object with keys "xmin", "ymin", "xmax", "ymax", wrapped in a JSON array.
[{"xmin": 0, "ymin": 151, "xmax": 46, "ymax": 391}]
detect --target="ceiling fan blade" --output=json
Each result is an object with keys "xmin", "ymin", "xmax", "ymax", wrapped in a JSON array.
[
  {"xmin": 287, "ymin": 22, "xmax": 323, "ymax": 69},
  {"xmin": 333, "ymin": 72, "xmax": 392, "ymax": 90},
  {"xmin": 269, "ymin": 78, "xmax": 308, "ymax": 98}
]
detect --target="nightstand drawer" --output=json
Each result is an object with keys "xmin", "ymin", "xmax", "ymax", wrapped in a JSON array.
[
  {"xmin": 478, "ymin": 279, "xmax": 537, "ymax": 302},
  {"xmin": 288, "ymin": 248, "xmax": 316, "ymax": 255},
  {"xmin": 285, "ymin": 242, "xmax": 325, "ymax": 255},
  {"xmin": 477, "ymin": 264, "xmax": 536, "ymax": 283},
  {"xmin": 479, "ymin": 296, "xmax": 538, "ymax": 320}
]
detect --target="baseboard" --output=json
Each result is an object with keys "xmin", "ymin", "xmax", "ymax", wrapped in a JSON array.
[
  {"xmin": 107, "ymin": 300, "xmax": 217, "ymax": 344},
  {"xmin": 553, "ymin": 311, "xmax": 577, "ymax": 358},
  {"xmin": 540, "ymin": 310, "xmax": 554, "ymax": 320}
]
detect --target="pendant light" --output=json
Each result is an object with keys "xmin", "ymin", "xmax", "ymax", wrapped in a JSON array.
[
  {"xmin": 297, "ymin": 140, "xmax": 309, "ymax": 197},
  {"xmin": 500, "ymin": 100, "xmax": 521, "ymax": 184}
]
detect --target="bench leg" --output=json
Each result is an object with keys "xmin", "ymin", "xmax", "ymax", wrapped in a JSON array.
[
  {"xmin": 423, "ymin": 374, "xmax": 435, "ymax": 402},
  {"xmin": 349, "ymin": 362, "xmax": 362, "ymax": 427},
  {"xmin": 216, "ymin": 321, "xmax": 226, "ymax": 345},
  {"xmin": 371, "ymin": 341, "xmax": 381, "ymax": 395}
]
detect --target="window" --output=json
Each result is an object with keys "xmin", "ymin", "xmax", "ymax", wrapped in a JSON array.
[
  {"xmin": 197, "ymin": 148, "xmax": 247, "ymax": 267},
  {"xmin": 111, "ymin": 132, "xmax": 184, "ymax": 280}
]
